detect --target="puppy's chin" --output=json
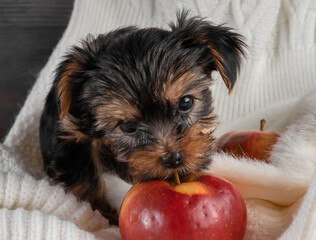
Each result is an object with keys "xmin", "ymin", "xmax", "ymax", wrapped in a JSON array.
[{"xmin": 127, "ymin": 124, "xmax": 215, "ymax": 183}]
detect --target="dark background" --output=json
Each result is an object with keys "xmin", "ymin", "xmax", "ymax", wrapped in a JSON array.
[{"xmin": 0, "ymin": 0, "xmax": 74, "ymax": 141}]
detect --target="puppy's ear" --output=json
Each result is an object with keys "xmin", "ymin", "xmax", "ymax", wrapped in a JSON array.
[
  {"xmin": 55, "ymin": 51, "xmax": 83, "ymax": 119},
  {"xmin": 54, "ymin": 27, "xmax": 137, "ymax": 119},
  {"xmin": 170, "ymin": 11, "xmax": 247, "ymax": 93},
  {"xmin": 54, "ymin": 35, "xmax": 101, "ymax": 119}
]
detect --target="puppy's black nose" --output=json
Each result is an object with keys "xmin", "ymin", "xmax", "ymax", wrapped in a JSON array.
[{"xmin": 159, "ymin": 151, "xmax": 184, "ymax": 168}]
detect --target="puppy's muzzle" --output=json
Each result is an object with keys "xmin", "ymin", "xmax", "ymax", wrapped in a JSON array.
[{"xmin": 159, "ymin": 150, "xmax": 184, "ymax": 168}]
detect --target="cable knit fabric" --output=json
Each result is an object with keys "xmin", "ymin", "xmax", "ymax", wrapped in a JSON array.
[{"xmin": 1, "ymin": 0, "xmax": 316, "ymax": 239}]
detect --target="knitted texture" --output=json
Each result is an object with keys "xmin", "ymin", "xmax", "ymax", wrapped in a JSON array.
[{"xmin": 1, "ymin": 0, "xmax": 316, "ymax": 239}]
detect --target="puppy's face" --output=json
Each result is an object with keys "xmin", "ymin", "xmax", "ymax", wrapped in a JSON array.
[
  {"xmin": 55, "ymin": 13, "xmax": 246, "ymax": 182},
  {"xmin": 96, "ymin": 65, "xmax": 217, "ymax": 182}
]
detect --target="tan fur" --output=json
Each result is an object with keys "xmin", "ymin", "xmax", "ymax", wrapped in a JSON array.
[
  {"xmin": 128, "ymin": 123, "xmax": 215, "ymax": 182},
  {"xmin": 208, "ymin": 47, "xmax": 231, "ymax": 92},
  {"xmin": 163, "ymin": 71, "xmax": 197, "ymax": 104},
  {"xmin": 94, "ymin": 99, "xmax": 140, "ymax": 131},
  {"xmin": 58, "ymin": 114, "xmax": 88, "ymax": 142},
  {"xmin": 163, "ymin": 71, "xmax": 212, "ymax": 106},
  {"xmin": 199, "ymin": 111, "xmax": 218, "ymax": 134},
  {"xmin": 58, "ymin": 61, "xmax": 79, "ymax": 119}
]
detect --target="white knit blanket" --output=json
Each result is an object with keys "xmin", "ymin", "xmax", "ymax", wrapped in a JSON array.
[{"xmin": 1, "ymin": 0, "xmax": 316, "ymax": 239}]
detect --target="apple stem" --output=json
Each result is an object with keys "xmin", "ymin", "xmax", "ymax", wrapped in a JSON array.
[
  {"xmin": 173, "ymin": 171, "xmax": 181, "ymax": 185},
  {"xmin": 260, "ymin": 119, "xmax": 266, "ymax": 131}
]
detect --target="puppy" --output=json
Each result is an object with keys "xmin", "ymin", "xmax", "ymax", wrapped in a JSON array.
[{"xmin": 40, "ymin": 12, "xmax": 246, "ymax": 223}]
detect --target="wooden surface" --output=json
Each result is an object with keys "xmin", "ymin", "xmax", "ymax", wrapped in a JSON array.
[{"xmin": 0, "ymin": 0, "xmax": 74, "ymax": 141}]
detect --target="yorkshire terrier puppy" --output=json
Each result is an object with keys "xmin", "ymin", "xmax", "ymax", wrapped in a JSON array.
[{"xmin": 40, "ymin": 12, "xmax": 246, "ymax": 223}]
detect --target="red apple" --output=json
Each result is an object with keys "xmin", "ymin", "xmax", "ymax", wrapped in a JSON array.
[
  {"xmin": 216, "ymin": 119, "xmax": 281, "ymax": 162},
  {"xmin": 119, "ymin": 173, "xmax": 247, "ymax": 240}
]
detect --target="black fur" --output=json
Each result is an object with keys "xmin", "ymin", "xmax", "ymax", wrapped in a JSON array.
[{"xmin": 40, "ymin": 11, "xmax": 246, "ymax": 222}]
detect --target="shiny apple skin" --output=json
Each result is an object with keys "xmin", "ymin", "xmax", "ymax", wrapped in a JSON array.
[
  {"xmin": 217, "ymin": 130, "xmax": 281, "ymax": 162},
  {"xmin": 119, "ymin": 174, "xmax": 247, "ymax": 240}
]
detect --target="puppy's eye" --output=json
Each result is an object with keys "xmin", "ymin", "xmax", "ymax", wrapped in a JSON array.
[
  {"xmin": 119, "ymin": 121, "xmax": 137, "ymax": 135},
  {"xmin": 178, "ymin": 95, "xmax": 194, "ymax": 113}
]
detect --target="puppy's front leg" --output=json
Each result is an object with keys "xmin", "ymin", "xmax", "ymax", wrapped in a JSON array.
[
  {"xmin": 70, "ymin": 175, "xmax": 118, "ymax": 225},
  {"xmin": 73, "ymin": 138, "xmax": 119, "ymax": 225}
]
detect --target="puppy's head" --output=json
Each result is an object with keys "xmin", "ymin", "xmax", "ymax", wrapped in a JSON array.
[{"xmin": 55, "ymin": 12, "xmax": 246, "ymax": 182}]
